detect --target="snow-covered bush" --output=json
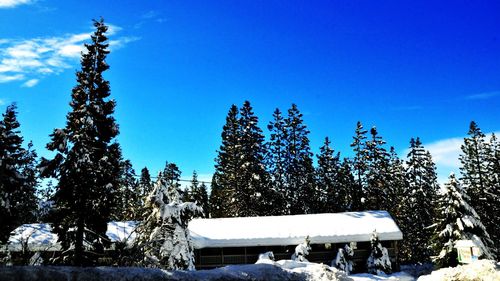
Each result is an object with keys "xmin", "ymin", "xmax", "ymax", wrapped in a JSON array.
[
  {"xmin": 333, "ymin": 242, "xmax": 355, "ymax": 275},
  {"xmin": 256, "ymin": 251, "xmax": 275, "ymax": 264},
  {"xmin": 135, "ymin": 175, "xmax": 203, "ymax": 270},
  {"xmin": 291, "ymin": 236, "xmax": 311, "ymax": 262},
  {"xmin": 366, "ymin": 230, "xmax": 392, "ymax": 275}
]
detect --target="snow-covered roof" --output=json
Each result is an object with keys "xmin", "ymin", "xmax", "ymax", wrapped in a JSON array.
[
  {"xmin": 5, "ymin": 221, "xmax": 137, "ymax": 251},
  {"xmin": 189, "ymin": 211, "xmax": 403, "ymax": 249},
  {"xmin": 4, "ymin": 211, "xmax": 402, "ymax": 251}
]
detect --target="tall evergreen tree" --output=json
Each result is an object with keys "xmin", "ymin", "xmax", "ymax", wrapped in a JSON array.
[
  {"xmin": 485, "ymin": 133, "xmax": 500, "ymax": 255},
  {"xmin": 399, "ymin": 137, "xmax": 439, "ymax": 263},
  {"xmin": 39, "ymin": 19, "xmax": 122, "ymax": 265},
  {"xmin": 0, "ymin": 104, "xmax": 38, "ymax": 243},
  {"xmin": 349, "ymin": 121, "xmax": 368, "ymax": 211},
  {"xmin": 266, "ymin": 108, "xmax": 288, "ymax": 215},
  {"xmin": 431, "ymin": 173, "xmax": 494, "ymax": 268},
  {"xmin": 236, "ymin": 101, "xmax": 269, "ymax": 216},
  {"xmin": 210, "ymin": 105, "xmax": 240, "ymax": 217},
  {"xmin": 114, "ymin": 159, "xmax": 141, "ymax": 221},
  {"xmin": 459, "ymin": 121, "xmax": 499, "ymax": 257},
  {"xmin": 387, "ymin": 147, "xmax": 406, "ymax": 221},
  {"xmin": 139, "ymin": 167, "xmax": 153, "ymax": 198},
  {"xmin": 284, "ymin": 104, "xmax": 316, "ymax": 214},
  {"xmin": 338, "ymin": 158, "xmax": 358, "ymax": 211},
  {"xmin": 364, "ymin": 127, "xmax": 391, "ymax": 211},
  {"xmin": 316, "ymin": 137, "xmax": 346, "ymax": 213}
]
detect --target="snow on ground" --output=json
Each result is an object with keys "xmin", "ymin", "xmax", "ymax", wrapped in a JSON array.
[
  {"xmin": 417, "ymin": 260, "xmax": 500, "ymax": 281},
  {"xmin": 351, "ymin": 272, "xmax": 415, "ymax": 281},
  {"xmin": 1, "ymin": 260, "xmax": 497, "ymax": 281}
]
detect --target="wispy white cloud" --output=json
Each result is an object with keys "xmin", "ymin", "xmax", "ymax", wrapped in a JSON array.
[
  {"xmin": 418, "ymin": 132, "xmax": 500, "ymax": 184},
  {"xmin": 0, "ymin": 24, "xmax": 138, "ymax": 87},
  {"xmin": 0, "ymin": 0, "xmax": 34, "ymax": 8},
  {"xmin": 0, "ymin": 73, "xmax": 24, "ymax": 83},
  {"xmin": 465, "ymin": 91, "xmax": 500, "ymax": 100},
  {"xmin": 0, "ymin": 98, "xmax": 6, "ymax": 105},
  {"xmin": 22, "ymin": 78, "xmax": 38, "ymax": 87},
  {"xmin": 134, "ymin": 10, "xmax": 167, "ymax": 29}
]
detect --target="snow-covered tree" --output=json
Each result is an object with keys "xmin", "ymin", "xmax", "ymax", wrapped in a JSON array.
[
  {"xmin": 0, "ymin": 104, "xmax": 38, "ymax": 243},
  {"xmin": 366, "ymin": 230, "xmax": 392, "ymax": 275},
  {"xmin": 38, "ymin": 19, "xmax": 122, "ymax": 265},
  {"xmin": 291, "ymin": 236, "xmax": 311, "ymax": 262},
  {"xmin": 185, "ymin": 171, "xmax": 210, "ymax": 218},
  {"xmin": 266, "ymin": 108, "xmax": 288, "ymax": 215},
  {"xmin": 333, "ymin": 242, "xmax": 355, "ymax": 275},
  {"xmin": 399, "ymin": 137, "xmax": 439, "ymax": 263},
  {"xmin": 316, "ymin": 137, "xmax": 347, "ymax": 213},
  {"xmin": 210, "ymin": 105, "xmax": 240, "ymax": 217},
  {"xmin": 349, "ymin": 121, "xmax": 368, "ymax": 211},
  {"xmin": 460, "ymin": 122, "xmax": 499, "ymax": 257},
  {"xmin": 135, "ymin": 174, "xmax": 203, "ymax": 270},
  {"xmin": 364, "ymin": 127, "xmax": 391, "ymax": 211},
  {"xmin": 387, "ymin": 147, "xmax": 406, "ymax": 221},
  {"xmin": 236, "ymin": 101, "xmax": 270, "ymax": 216},
  {"xmin": 284, "ymin": 104, "xmax": 316, "ymax": 214},
  {"xmin": 485, "ymin": 133, "xmax": 500, "ymax": 255},
  {"xmin": 431, "ymin": 173, "xmax": 494, "ymax": 268},
  {"xmin": 112, "ymin": 159, "xmax": 142, "ymax": 221}
]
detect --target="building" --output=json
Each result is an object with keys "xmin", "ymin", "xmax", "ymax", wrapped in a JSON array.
[
  {"xmin": 4, "ymin": 211, "xmax": 402, "ymax": 272},
  {"xmin": 190, "ymin": 210, "xmax": 403, "ymax": 271}
]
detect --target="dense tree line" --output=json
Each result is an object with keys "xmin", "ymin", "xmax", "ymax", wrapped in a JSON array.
[{"xmin": 209, "ymin": 103, "xmax": 499, "ymax": 264}]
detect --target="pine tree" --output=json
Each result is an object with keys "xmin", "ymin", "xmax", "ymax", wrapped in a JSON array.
[
  {"xmin": 266, "ymin": 108, "xmax": 288, "ymax": 215},
  {"xmin": 338, "ymin": 158, "xmax": 358, "ymax": 212},
  {"xmin": 316, "ymin": 137, "xmax": 346, "ymax": 213},
  {"xmin": 399, "ymin": 137, "xmax": 439, "ymax": 263},
  {"xmin": 364, "ymin": 127, "xmax": 391, "ymax": 211},
  {"xmin": 209, "ymin": 176, "xmax": 225, "ymax": 218},
  {"xmin": 162, "ymin": 162, "xmax": 183, "ymax": 203},
  {"xmin": 236, "ymin": 101, "xmax": 269, "ymax": 216},
  {"xmin": 431, "ymin": 173, "xmax": 494, "ymax": 268},
  {"xmin": 210, "ymin": 105, "xmax": 240, "ymax": 217},
  {"xmin": 485, "ymin": 133, "xmax": 500, "ymax": 255},
  {"xmin": 284, "ymin": 104, "xmax": 316, "ymax": 214},
  {"xmin": 366, "ymin": 230, "xmax": 392, "ymax": 275},
  {"xmin": 39, "ymin": 19, "xmax": 122, "ymax": 265},
  {"xmin": 349, "ymin": 121, "xmax": 368, "ymax": 211},
  {"xmin": 115, "ymin": 159, "xmax": 141, "ymax": 221},
  {"xmin": 0, "ymin": 104, "xmax": 38, "ymax": 243},
  {"xmin": 187, "ymin": 171, "xmax": 209, "ymax": 218},
  {"xmin": 459, "ymin": 121, "xmax": 499, "ymax": 257},
  {"xmin": 139, "ymin": 167, "xmax": 153, "ymax": 198},
  {"xmin": 387, "ymin": 147, "xmax": 406, "ymax": 222}
]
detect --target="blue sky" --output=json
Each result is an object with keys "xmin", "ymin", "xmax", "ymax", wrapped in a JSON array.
[{"xmin": 1, "ymin": 0, "xmax": 499, "ymax": 185}]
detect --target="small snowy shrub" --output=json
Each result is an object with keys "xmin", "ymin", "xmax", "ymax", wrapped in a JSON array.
[
  {"xmin": 366, "ymin": 230, "xmax": 392, "ymax": 275},
  {"xmin": 333, "ymin": 242, "xmax": 355, "ymax": 275},
  {"xmin": 256, "ymin": 251, "xmax": 275, "ymax": 264},
  {"xmin": 291, "ymin": 236, "xmax": 311, "ymax": 262}
]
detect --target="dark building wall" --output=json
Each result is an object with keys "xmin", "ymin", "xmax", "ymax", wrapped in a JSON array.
[{"xmin": 194, "ymin": 240, "xmax": 400, "ymax": 273}]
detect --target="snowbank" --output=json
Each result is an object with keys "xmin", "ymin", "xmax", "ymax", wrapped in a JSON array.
[
  {"xmin": 417, "ymin": 260, "xmax": 500, "ymax": 281},
  {"xmin": 0, "ymin": 263, "xmax": 352, "ymax": 281}
]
